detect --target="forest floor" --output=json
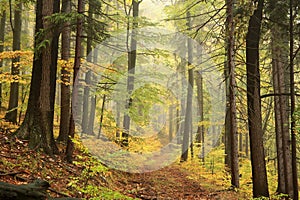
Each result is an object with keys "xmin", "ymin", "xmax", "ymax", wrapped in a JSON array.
[
  {"xmin": 0, "ymin": 122, "xmax": 249, "ymax": 200},
  {"xmin": 111, "ymin": 164, "xmax": 246, "ymax": 200}
]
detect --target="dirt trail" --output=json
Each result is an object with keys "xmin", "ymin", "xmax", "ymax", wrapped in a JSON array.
[{"xmin": 113, "ymin": 165, "xmax": 223, "ymax": 200}]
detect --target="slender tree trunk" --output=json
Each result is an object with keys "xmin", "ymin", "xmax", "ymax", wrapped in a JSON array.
[
  {"xmin": 6, "ymin": 2, "xmax": 22, "ymax": 123},
  {"xmin": 289, "ymin": 0, "xmax": 298, "ymax": 198},
  {"xmin": 87, "ymin": 95, "xmax": 96, "ymax": 135},
  {"xmin": 87, "ymin": 48, "xmax": 99, "ymax": 135},
  {"xmin": 181, "ymin": 11, "xmax": 193, "ymax": 162},
  {"xmin": 169, "ymin": 105, "xmax": 174, "ymax": 142},
  {"xmin": 224, "ymin": 37, "xmax": 231, "ymax": 168},
  {"xmin": 82, "ymin": 0, "xmax": 93, "ymax": 134},
  {"xmin": 238, "ymin": 133, "xmax": 242, "ymax": 153},
  {"xmin": 98, "ymin": 94, "xmax": 106, "ymax": 139},
  {"xmin": 0, "ymin": 10, "xmax": 6, "ymax": 108},
  {"xmin": 226, "ymin": 0, "xmax": 239, "ymax": 188},
  {"xmin": 122, "ymin": 0, "xmax": 139, "ymax": 147},
  {"xmin": 195, "ymin": 70, "xmax": 204, "ymax": 162},
  {"xmin": 246, "ymin": 0, "xmax": 269, "ymax": 197},
  {"xmin": 245, "ymin": 129, "xmax": 249, "ymax": 158},
  {"xmin": 66, "ymin": 0, "xmax": 84, "ymax": 162},
  {"xmin": 58, "ymin": 0, "xmax": 71, "ymax": 142}
]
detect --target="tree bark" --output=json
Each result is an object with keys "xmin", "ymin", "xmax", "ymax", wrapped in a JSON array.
[
  {"xmin": 246, "ymin": 0, "xmax": 269, "ymax": 197},
  {"xmin": 226, "ymin": 0, "xmax": 239, "ymax": 188},
  {"xmin": 122, "ymin": 0, "xmax": 139, "ymax": 147},
  {"xmin": 0, "ymin": 10, "xmax": 6, "ymax": 108},
  {"xmin": 269, "ymin": 0, "xmax": 293, "ymax": 194},
  {"xmin": 181, "ymin": 10, "xmax": 193, "ymax": 162},
  {"xmin": 289, "ymin": 0, "xmax": 298, "ymax": 198},
  {"xmin": 66, "ymin": 0, "xmax": 84, "ymax": 162},
  {"xmin": 15, "ymin": 0, "xmax": 60, "ymax": 155},
  {"xmin": 5, "ymin": 2, "xmax": 22, "ymax": 123},
  {"xmin": 58, "ymin": 0, "xmax": 72, "ymax": 142},
  {"xmin": 82, "ymin": 0, "xmax": 93, "ymax": 134},
  {"xmin": 0, "ymin": 180, "xmax": 49, "ymax": 200},
  {"xmin": 195, "ymin": 70, "xmax": 204, "ymax": 162},
  {"xmin": 169, "ymin": 105, "xmax": 174, "ymax": 142}
]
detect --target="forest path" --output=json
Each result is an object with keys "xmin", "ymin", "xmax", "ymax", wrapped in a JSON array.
[{"xmin": 112, "ymin": 164, "xmax": 236, "ymax": 200}]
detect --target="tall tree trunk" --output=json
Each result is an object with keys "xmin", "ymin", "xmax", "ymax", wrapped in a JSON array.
[
  {"xmin": 98, "ymin": 94, "xmax": 106, "ymax": 138},
  {"xmin": 269, "ymin": 0, "xmax": 293, "ymax": 195},
  {"xmin": 15, "ymin": 0, "xmax": 60, "ymax": 155},
  {"xmin": 195, "ymin": 70, "xmax": 204, "ymax": 162},
  {"xmin": 66, "ymin": 0, "xmax": 84, "ymax": 162},
  {"xmin": 57, "ymin": 0, "xmax": 71, "ymax": 142},
  {"xmin": 5, "ymin": 2, "xmax": 22, "ymax": 123},
  {"xmin": 245, "ymin": 129, "xmax": 249, "ymax": 157},
  {"xmin": 122, "ymin": 0, "xmax": 139, "ymax": 147},
  {"xmin": 224, "ymin": 33, "xmax": 231, "ymax": 168},
  {"xmin": 181, "ymin": 10, "xmax": 193, "ymax": 162},
  {"xmin": 169, "ymin": 105, "xmax": 174, "ymax": 142},
  {"xmin": 246, "ymin": 0, "xmax": 269, "ymax": 197},
  {"xmin": 226, "ymin": 0, "xmax": 239, "ymax": 188},
  {"xmin": 289, "ymin": 0, "xmax": 298, "ymax": 198},
  {"xmin": 87, "ymin": 49, "xmax": 98, "ymax": 135},
  {"xmin": 82, "ymin": 0, "xmax": 93, "ymax": 134},
  {"xmin": 0, "ymin": 10, "xmax": 6, "ymax": 108}
]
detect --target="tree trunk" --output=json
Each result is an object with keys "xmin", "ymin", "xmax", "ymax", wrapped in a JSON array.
[
  {"xmin": 195, "ymin": 70, "xmax": 204, "ymax": 162},
  {"xmin": 245, "ymin": 129, "xmax": 249, "ymax": 158},
  {"xmin": 0, "ymin": 180, "xmax": 49, "ymax": 200},
  {"xmin": 181, "ymin": 10, "xmax": 193, "ymax": 162},
  {"xmin": 82, "ymin": 0, "xmax": 93, "ymax": 134},
  {"xmin": 66, "ymin": 0, "xmax": 84, "ymax": 162},
  {"xmin": 98, "ymin": 94, "xmax": 106, "ymax": 138},
  {"xmin": 289, "ymin": 0, "xmax": 298, "ymax": 198},
  {"xmin": 0, "ymin": 180, "xmax": 81, "ymax": 200},
  {"xmin": 226, "ymin": 0, "xmax": 239, "ymax": 188},
  {"xmin": 15, "ymin": 0, "xmax": 60, "ymax": 155},
  {"xmin": 5, "ymin": 2, "xmax": 22, "ymax": 123},
  {"xmin": 269, "ymin": 0, "xmax": 293, "ymax": 194},
  {"xmin": 87, "ymin": 49, "xmax": 99, "ymax": 135},
  {"xmin": 246, "ymin": 0, "xmax": 269, "ymax": 197},
  {"xmin": 57, "ymin": 0, "xmax": 71, "ymax": 142},
  {"xmin": 169, "ymin": 105, "xmax": 174, "ymax": 142},
  {"xmin": 87, "ymin": 95, "xmax": 96, "ymax": 135},
  {"xmin": 122, "ymin": 0, "xmax": 139, "ymax": 147},
  {"xmin": 0, "ymin": 10, "xmax": 6, "ymax": 108}
]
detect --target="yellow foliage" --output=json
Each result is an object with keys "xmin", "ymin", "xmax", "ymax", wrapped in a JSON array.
[{"xmin": 0, "ymin": 50, "xmax": 33, "ymax": 60}]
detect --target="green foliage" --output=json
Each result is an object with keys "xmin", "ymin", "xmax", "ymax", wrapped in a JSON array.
[
  {"xmin": 46, "ymin": 12, "xmax": 81, "ymax": 26},
  {"xmin": 68, "ymin": 152, "xmax": 109, "ymax": 199},
  {"xmin": 67, "ymin": 149, "xmax": 135, "ymax": 199},
  {"xmin": 90, "ymin": 188, "xmax": 136, "ymax": 200}
]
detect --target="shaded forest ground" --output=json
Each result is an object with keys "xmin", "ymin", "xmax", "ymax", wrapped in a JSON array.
[{"xmin": 0, "ymin": 121, "xmax": 250, "ymax": 199}]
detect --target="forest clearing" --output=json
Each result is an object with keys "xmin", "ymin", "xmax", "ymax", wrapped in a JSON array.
[{"xmin": 0, "ymin": 0, "xmax": 300, "ymax": 199}]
